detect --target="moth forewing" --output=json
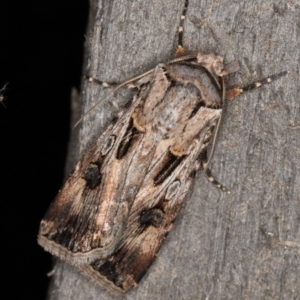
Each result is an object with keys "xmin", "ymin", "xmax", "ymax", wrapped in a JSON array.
[{"xmin": 38, "ymin": 87, "xmax": 150, "ymax": 264}]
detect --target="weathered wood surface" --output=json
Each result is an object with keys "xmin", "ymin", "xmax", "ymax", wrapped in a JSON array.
[{"xmin": 47, "ymin": 0, "xmax": 300, "ymax": 299}]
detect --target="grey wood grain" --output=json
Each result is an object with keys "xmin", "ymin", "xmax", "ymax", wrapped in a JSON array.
[{"xmin": 46, "ymin": 0, "xmax": 300, "ymax": 299}]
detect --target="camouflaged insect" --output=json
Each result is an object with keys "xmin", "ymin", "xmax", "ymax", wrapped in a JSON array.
[{"xmin": 38, "ymin": 0, "xmax": 288, "ymax": 294}]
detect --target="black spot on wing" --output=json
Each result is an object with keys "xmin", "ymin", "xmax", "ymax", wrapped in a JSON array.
[
  {"xmin": 82, "ymin": 163, "xmax": 101, "ymax": 189},
  {"xmin": 139, "ymin": 208, "xmax": 165, "ymax": 227}
]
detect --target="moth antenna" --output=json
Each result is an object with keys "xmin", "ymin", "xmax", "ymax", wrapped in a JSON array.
[
  {"xmin": 202, "ymin": 76, "xmax": 226, "ymax": 177},
  {"xmin": 169, "ymin": 54, "xmax": 197, "ymax": 64},
  {"xmin": 75, "ymin": 69, "xmax": 156, "ymax": 128},
  {"xmin": 176, "ymin": 0, "xmax": 189, "ymax": 57},
  {"xmin": 205, "ymin": 167, "xmax": 231, "ymax": 194}
]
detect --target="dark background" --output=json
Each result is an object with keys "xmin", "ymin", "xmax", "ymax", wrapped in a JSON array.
[{"xmin": 1, "ymin": 1, "xmax": 89, "ymax": 298}]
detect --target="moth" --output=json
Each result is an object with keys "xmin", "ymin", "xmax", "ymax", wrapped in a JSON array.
[{"xmin": 38, "ymin": 0, "xmax": 288, "ymax": 295}]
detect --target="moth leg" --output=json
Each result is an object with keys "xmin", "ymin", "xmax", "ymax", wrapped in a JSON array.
[
  {"xmin": 83, "ymin": 75, "xmax": 140, "ymax": 111},
  {"xmin": 75, "ymin": 72, "xmax": 151, "ymax": 127},
  {"xmin": 84, "ymin": 76, "xmax": 119, "ymax": 88},
  {"xmin": 199, "ymin": 150, "xmax": 230, "ymax": 194},
  {"xmin": 205, "ymin": 167, "xmax": 231, "ymax": 194},
  {"xmin": 73, "ymin": 77, "xmax": 123, "ymax": 127},
  {"xmin": 175, "ymin": 0, "xmax": 189, "ymax": 57},
  {"xmin": 226, "ymin": 70, "xmax": 289, "ymax": 100},
  {"xmin": 85, "ymin": 75, "xmax": 140, "ymax": 89}
]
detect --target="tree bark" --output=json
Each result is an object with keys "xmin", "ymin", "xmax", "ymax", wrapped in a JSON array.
[{"xmin": 47, "ymin": 0, "xmax": 300, "ymax": 299}]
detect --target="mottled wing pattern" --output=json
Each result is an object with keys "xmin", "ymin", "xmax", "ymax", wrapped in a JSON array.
[{"xmin": 38, "ymin": 83, "xmax": 157, "ymax": 264}]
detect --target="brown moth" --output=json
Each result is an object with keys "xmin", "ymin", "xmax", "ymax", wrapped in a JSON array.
[
  {"xmin": 38, "ymin": 52, "xmax": 287, "ymax": 293},
  {"xmin": 38, "ymin": 0, "xmax": 288, "ymax": 295},
  {"xmin": 38, "ymin": 52, "xmax": 226, "ymax": 264}
]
